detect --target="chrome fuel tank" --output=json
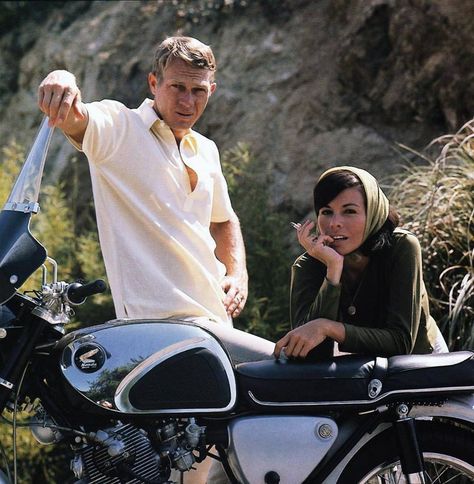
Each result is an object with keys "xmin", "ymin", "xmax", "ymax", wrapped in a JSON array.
[{"xmin": 58, "ymin": 319, "xmax": 236, "ymax": 415}]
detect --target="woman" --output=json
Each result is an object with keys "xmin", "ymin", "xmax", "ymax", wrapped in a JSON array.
[{"xmin": 274, "ymin": 166, "xmax": 448, "ymax": 359}]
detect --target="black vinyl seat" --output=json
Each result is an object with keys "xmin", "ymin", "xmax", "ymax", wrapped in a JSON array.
[{"xmin": 236, "ymin": 351, "xmax": 474, "ymax": 409}]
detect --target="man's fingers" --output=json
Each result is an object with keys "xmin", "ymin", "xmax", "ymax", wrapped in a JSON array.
[
  {"xmin": 49, "ymin": 91, "xmax": 66, "ymax": 123},
  {"xmin": 37, "ymin": 71, "xmax": 80, "ymax": 126},
  {"xmin": 228, "ymin": 292, "xmax": 246, "ymax": 318},
  {"xmin": 56, "ymin": 89, "xmax": 77, "ymax": 123},
  {"xmin": 38, "ymin": 86, "xmax": 53, "ymax": 114},
  {"xmin": 223, "ymin": 287, "xmax": 237, "ymax": 308},
  {"xmin": 72, "ymin": 91, "xmax": 84, "ymax": 118}
]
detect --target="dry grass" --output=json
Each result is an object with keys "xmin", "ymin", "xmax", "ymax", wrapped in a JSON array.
[{"xmin": 389, "ymin": 121, "xmax": 474, "ymax": 350}]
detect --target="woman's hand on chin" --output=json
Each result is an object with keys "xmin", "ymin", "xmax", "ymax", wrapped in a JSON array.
[{"xmin": 296, "ymin": 221, "xmax": 344, "ymax": 282}]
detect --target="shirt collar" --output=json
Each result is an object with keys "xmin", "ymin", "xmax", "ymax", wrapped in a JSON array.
[{"xmin": 137, "ymin": 99, "xmax": 199, "ymax": 155}]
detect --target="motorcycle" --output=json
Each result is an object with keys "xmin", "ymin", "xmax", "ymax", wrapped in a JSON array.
[{"xmin": 0, "ymin": 118, "xmax": 473, "ymax": 484}]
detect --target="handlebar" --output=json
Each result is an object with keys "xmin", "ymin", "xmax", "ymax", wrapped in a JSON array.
[{"xmin": 67, "ymin": 280, "xmax": 107, "ymax": 305}]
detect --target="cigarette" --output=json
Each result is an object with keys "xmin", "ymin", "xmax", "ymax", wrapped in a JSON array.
[{"xmin": 290, "ymin": 222, "xmax": 301, "ymax": 230}]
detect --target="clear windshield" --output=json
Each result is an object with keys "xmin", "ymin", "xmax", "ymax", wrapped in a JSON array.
[{"xmin": 4, "ymin": 117, "xmax": 54, "ymax": 213}]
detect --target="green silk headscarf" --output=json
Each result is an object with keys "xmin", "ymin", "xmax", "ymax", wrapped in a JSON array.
[{"xmin": 318, "ymin": 166, "xmax": 389, "ymax": 242}]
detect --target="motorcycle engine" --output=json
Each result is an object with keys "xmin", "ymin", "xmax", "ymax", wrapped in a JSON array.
[
  {"xmin": 69, "ymin": 419, "xmax": 205, "ymax": 484},
  {"xmin": 71, "ymin": 422, "xmax": 165, "ymax": 483}
]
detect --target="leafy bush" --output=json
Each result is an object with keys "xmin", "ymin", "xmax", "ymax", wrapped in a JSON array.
[
  {"xmin": 389, "ymin": 121, "xmax": 474, "ymax": 350},
  {"xmin": 221, "ymin": 143, "xmax": 293, "ymax": 340},
  {"xmin": 0, "ymin": 140, "xmax": 114, "ymax": 325}
]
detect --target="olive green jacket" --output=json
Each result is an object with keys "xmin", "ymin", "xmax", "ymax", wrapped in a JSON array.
[{"xmin": 290, "ymin": 229, "xmax": 439, "ymax": 356}]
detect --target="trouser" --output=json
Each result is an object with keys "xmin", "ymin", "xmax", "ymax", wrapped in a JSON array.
[
  {"xmin": 169, "ymin": 318, "xmax": 275, "ymax": 483},
  {"xmin": 190, "ymin": 317, "xmax": 275, "ymax": 364}
]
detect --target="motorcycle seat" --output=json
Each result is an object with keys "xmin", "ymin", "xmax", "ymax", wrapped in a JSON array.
[{"xmin": 236, "ymin": 351, "xmax": 474, "ymax": 409}]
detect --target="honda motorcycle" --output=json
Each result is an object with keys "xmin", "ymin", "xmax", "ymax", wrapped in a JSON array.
[{"xmin": 0, "ymin": 118, "xmax": 473, "ymax": 484}]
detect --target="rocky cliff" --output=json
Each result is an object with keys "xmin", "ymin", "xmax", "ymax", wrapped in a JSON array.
[{"xmin": 1, "ymin": 0, "xmax": 474, "ymax": 215}]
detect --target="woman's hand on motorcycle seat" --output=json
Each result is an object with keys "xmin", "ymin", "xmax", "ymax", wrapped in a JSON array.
[{"xmin": 273, "ymin": 318, "xmax": 346, "ymax": 359}]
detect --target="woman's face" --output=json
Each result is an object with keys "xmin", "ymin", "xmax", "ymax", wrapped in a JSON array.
[{"xmin": 317, "ymin": 186, "xmax": 367, "ymax": 255}]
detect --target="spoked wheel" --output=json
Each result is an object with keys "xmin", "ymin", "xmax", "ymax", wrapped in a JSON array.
[
  {"xmin": 359, "ymin": 453, "xmax": 473, "ymax": 483},
  {"xmin": 338, "ymin": 420, "xmax": 474, "ymax": 484}
]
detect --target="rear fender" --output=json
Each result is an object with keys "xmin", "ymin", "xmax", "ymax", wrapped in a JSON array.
[{"xmin": 409, "ymin": 393, "xmax": 474, "ymax": 424}]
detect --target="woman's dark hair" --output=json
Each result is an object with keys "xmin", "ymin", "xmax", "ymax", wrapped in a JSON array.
[
  {"xmin": 313, "ymin": 170, "xmax": 400, "ymax": 255},
  {"xmin": 313, "ymin": 170, "xmax": 364, "ymax": 213},
  {"xmin": 359, "ymin": 207, "xmax": 400, "ymax": 255}
]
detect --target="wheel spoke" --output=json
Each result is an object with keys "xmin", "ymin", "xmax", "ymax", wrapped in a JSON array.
[
  {"xmin": 426, "ymin": 463, "xmax": 468, "ymax": 484},
  {"xmin": 360, "ymin": 455, "xmax": 473, "ymax": 484},
  {"xmin": 427, "ymin": 461, "xmax": 450, "ymax": 484}
]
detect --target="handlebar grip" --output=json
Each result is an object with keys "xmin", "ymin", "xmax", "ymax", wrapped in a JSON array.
[{"xmin": 67, "ymin": 280, "xmax": 107, "ymax": 304}]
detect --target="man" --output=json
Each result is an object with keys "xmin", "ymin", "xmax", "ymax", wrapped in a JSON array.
[
  {"xmin": 38, "ymin": 35, "xmax": 273, "ymax": 484},
  {"xmin": 38, "ymin": 36, "xmax": 248, "ymax": 325}
]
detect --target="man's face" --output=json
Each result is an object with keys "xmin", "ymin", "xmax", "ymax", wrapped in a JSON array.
[{"xmin": 148, "ymin": 58, "xmax": 216, "ymax": 141}]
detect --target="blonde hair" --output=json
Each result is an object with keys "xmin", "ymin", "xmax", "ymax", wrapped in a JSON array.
[{"xmin": 152, "ymin": 36, "xmax": 216, "ymax": 82}]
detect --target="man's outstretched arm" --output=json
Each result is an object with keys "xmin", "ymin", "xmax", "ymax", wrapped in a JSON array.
[{"xmin": 38, "ymin": 69, "xmax": 88, "ymax": 143}]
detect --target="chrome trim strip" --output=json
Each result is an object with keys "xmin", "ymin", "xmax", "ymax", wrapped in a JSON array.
[
  {"xmin": 114, "ymin": 336, "xmax": 237, "ymax": 414},
  {"xmin": 248, "ymin": 385, "xmax": 474, "ymax": 407}
]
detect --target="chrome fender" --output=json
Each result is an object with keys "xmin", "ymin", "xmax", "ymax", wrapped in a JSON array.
[{"xmin": 409, "ymin": 393, "xmax": 474, "ymax": 423}]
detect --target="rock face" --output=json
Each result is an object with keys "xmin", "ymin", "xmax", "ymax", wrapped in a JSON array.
[{"xmin": 1, "ymin": 0, "xmax": 474, "ymax": 215}]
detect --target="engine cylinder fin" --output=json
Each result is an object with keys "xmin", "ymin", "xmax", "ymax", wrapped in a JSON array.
[{"xmin": 78, "ymin": 423, "xmax": 161, "ymax": 484}]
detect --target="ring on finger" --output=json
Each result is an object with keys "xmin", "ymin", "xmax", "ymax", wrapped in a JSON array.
[{"xmin": 235, "ymin": 295, "xmax": 242, "ymax": 304}]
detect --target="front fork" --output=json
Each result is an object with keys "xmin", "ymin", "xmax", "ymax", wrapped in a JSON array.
[{"xmin": 393, "ymin": 403, "xmax": 426, "ymax": 484}]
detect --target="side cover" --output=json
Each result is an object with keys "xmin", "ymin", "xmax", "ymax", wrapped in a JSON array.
[{"xmin": 59, "ymin": 320, "xmax": 237, "ymax": 415}]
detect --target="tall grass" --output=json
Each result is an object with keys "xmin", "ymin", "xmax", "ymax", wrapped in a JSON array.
[{"xmin": 389, "ymin": 121, "xmax": 474, "ymax": 350}]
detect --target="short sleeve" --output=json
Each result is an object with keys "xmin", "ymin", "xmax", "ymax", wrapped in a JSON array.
[{"xmin": 67, "ymin": 100, "xmax": 129, "ymax": 163}]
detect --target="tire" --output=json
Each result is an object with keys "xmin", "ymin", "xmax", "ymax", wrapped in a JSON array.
[{"xmin": 338, "ymin": 420, "xmax": 474, "ymax": 484}]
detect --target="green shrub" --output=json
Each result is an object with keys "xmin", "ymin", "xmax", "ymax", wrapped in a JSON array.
[
  {"xmin": 221, "ymin": 143, "xmax": 293, "ymax": 340},
  {"xmin": 0, "ymin": 140, "xmax": 114, "ymax": 324}
]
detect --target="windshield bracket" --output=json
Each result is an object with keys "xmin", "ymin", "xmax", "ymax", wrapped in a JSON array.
[{"xmin": 3, "ymin": 202, "xmax": 40, "ymax": 214}]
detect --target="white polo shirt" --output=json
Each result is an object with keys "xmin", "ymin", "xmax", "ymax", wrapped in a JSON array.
[{"xmin": 73, "ymin": 98, "xmax": 234, "ymax": 324}]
